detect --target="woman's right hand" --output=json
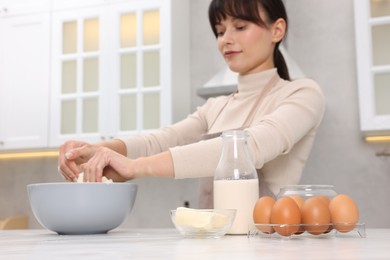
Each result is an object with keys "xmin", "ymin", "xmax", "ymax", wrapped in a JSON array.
[{"xmin": 58, "ymin": 140, "xmax": 98, "ymax": 182}]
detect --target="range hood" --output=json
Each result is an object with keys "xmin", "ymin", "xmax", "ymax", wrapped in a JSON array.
[{"xmin": 197, "ymin": 46, "xmax": 305, "ymax": 99}]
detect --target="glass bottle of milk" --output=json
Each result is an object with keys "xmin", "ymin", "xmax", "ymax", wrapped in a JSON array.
[{"xmin": 213, "ymin": 130, "xmax": 259, "ymax": 235}]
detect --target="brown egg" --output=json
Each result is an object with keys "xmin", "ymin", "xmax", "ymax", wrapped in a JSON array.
[
  {"xmin": 290, "ymin": 195, "xmax": 305, "ymax": 208},
  {"xmin": 301, "ymin": 197, "xmax": 331, "ymax": 235},
  {"xmin": 289, "ymin": 195, "xmax": 305, "ymax": 234},
  {"xmin": 329, "ymin": 194, "xmax": 359, "ymax": 233},
  {"xmin": 316, "ymin": 195, "xmax": 330, "ymax": 206},
  {"xmin": 270, "ymin": 197, "xmax": 301, "ymax": 236},
  {"xmin": 314, "ymin": 195, "xmax": 333, "ymax": 233},
  {"xmin": 253, "ymin": 196, "xmax": 275, "ymax": 234}
]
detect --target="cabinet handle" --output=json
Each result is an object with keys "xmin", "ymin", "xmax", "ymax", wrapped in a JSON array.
[{"xmin": 100, "ymin": 136, "xmax": 114, "ymax": 141}]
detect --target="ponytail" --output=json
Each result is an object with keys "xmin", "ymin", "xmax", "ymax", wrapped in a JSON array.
[{"xmin": 274, "ymin": 43, "xmax": 290, "ymax": 81}]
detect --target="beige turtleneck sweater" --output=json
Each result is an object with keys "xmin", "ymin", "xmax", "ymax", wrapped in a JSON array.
[{"xmin": 119, "ymin": 68, "xmax": 325, "ymax": 195}]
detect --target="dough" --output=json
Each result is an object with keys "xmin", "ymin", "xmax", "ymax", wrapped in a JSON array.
[{"xmin": 76, "ymin": 172, "xmax": 113, "ymax": 183}]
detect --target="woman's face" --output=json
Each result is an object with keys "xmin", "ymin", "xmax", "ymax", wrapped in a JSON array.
[{"xmin": 215, "ymin": 14, "xmax": 277, "ymax": 75}]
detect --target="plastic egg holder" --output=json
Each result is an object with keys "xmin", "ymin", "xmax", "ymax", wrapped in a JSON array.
[
  {"xmin": 277, "ymin": 184, "xmax": 337, "ymax": 199},
  {"xmin": 249, "ymin": 185, "xmax": 366, "ymax": 239}
]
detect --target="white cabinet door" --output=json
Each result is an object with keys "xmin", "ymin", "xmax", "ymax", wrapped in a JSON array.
[
  {"xmin": 0, "ymin": 12, "xmax": 50, "ymax": 150},
  {"xmin": 49, "ymin": 0, "xmax": 190, "ymax": 147},
  {"xmin": 354, "ymin": 0, "xmax": 390, "ymax": 138},
  {"xmin": 50, "ymin": 7, "xmax": 108, "ymax": 146},
  {"xmin": 107, "ymin": 0, "xmax": 169, "ymax": 138}
]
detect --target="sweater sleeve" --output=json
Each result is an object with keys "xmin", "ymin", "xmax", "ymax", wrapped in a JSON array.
[
  {"xmin": 246, "ymin": 78, "xmax": 325, "ymax": 169},
  {"xmin": 120, "ymin": 78, "xmax": 325, "ymax": 180},
  {"xmin": 173, "ymin": 78, "xmax": 325, "ymax": 179},
  {"xmin": 118, "ymin": 96, "xmax": 227, "ymax": 159},
  {"xmin": 170, "ymin": 136, "xmax": 223, "ymax": 179}
]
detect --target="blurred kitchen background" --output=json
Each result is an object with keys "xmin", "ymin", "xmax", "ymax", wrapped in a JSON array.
[{"xmin": 1, "ymin": 0, "xmax": 390, "ymax": 229}]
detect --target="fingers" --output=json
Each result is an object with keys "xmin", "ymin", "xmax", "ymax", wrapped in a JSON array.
[
  {"xmin": 65, "ymin": 145, "xmax": 94, "ymax": 164},
  {"xmin": 80, "ymin": 147, "xmax": 107, "ymax": 182},
  {"xmin": 81, "ymin": 162, "xmax": 104, "ymax": 183},
  {"xmin": 58, "ymin": 143, "xmax": 78, "ymax": 182},
  {"xmin": 58, "ymin": 141, "xmax": 91, "ymax": 182},
  {"xmin": 67, "ymin": 145, "xmax": 130, "ymax": 183},
  {"xmin": 57, "ymin": 166, "xmax": 73, "ymax": 182},
  {"xmin": 80, "ymin": 147, "xmax": 130, "ymax": 182}
]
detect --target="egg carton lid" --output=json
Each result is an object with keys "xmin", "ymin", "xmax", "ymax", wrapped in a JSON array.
[{"xmin": 247, "ymin": 222, "xmax": 366, "ymax": 239}]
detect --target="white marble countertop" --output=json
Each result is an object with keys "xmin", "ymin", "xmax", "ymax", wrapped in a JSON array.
[{"xmin": 0, "ymin": 228, "xmax": 389, "ymax": 259}]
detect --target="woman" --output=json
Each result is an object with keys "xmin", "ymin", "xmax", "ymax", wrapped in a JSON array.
[{"xmin": 58, "ymin": 0, "xmax": 325, "ymax": 207}]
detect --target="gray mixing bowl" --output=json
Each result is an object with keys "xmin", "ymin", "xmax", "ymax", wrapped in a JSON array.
[{"xmin": 27, "ymin": 182, "xmax": 137, "ymax": 235}]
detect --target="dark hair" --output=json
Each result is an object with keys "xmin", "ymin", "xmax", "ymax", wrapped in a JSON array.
[{"xmin": 208, "ymin": 0, "xmax": 290, "ymax": 80}]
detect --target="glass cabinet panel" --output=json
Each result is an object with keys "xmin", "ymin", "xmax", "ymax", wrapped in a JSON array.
[
  {"xmin": 143, "ymin": 10, "xmax": 160, "ymax": 45},
  {"xmin": 83, "ymin": 57, "xmax": 99, "ymax": 92},
  {"xmin": 143, "ymin": 51, "xmax": 160, "ymax": 87},
  {"xmin": 60, "ymin": 17, "xmax": 100, "ymax": 136},
  {"xmin": 370, "ymin": 1, "xmax": 390, "ymax": 122},
  {"xmin": 143, "ymin": 93, "xmax": 160, "ymax": 129},
  {"xmin": 118, "ymin": 8, "xmax": 162, "ymax": 131},
  {"xmin": 61, "ymin": 100, "xmax": 76, "ymax": 134},
  {"xmin": 374, "ymin": 73, "xmax": 390, "ymax": 115},
  {"xmin": 83, "ymin": 98, "xmax": 98, "ymax": 133},
  {"xmin": 371, "ymin": 24, "xmax": 390, "ymax": 66},
  {"xmin": 370, "ymin": 0, "xmax": 390, "ymax": 17},
  {"xmin": 62, "ymin": 60, "xmax": 77, "ymax": 94},
  {"xmin": 84, "ymin": 18, "xmax": 99, "ymax": 52},
  {"xmin": 63, "ymin": 21, "xmax": 77, "ymax": 54},
  {"xmin": 120, "ymin": 53, "xmax": 137, "ymax": 89},
  {"xmin": 120, "ymin": 95, "xmax": 137, "ymax": 131},
  {"xmin": 120, "ymin": 13, "xmax": 137, "ymax": 48}
]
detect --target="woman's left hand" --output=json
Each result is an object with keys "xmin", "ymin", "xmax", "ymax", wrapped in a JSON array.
[{"xmin": 80, "ymin": 146, "xmax": 133, "ymax": 182}]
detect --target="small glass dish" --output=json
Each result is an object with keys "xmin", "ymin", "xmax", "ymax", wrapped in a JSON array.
[{"xmin": 170, "ymin": 208, "xmax": 236, "ymax": 238}]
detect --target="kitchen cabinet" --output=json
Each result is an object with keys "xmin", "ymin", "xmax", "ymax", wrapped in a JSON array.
[
  {"xmin": 49, "ymin": 0, "xmax": 190, "ymax": 146},
  {"xmin": 0, "ymin": 2, "xmax": 50, "ymax": 150},
  {"xmin": 51, "ymin": 0, "xmax": 107, "ymax": 12},
  {"xmin": 0, "ymin": 0, "xmax": 50, "ymax": 16},
  {"xmin": 0, "ymin": 0, "xmax": 190, "ymax": 150},
  {"xmin": 354, "ymin": 0, "xmax": 390, "ymax": 138}
]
